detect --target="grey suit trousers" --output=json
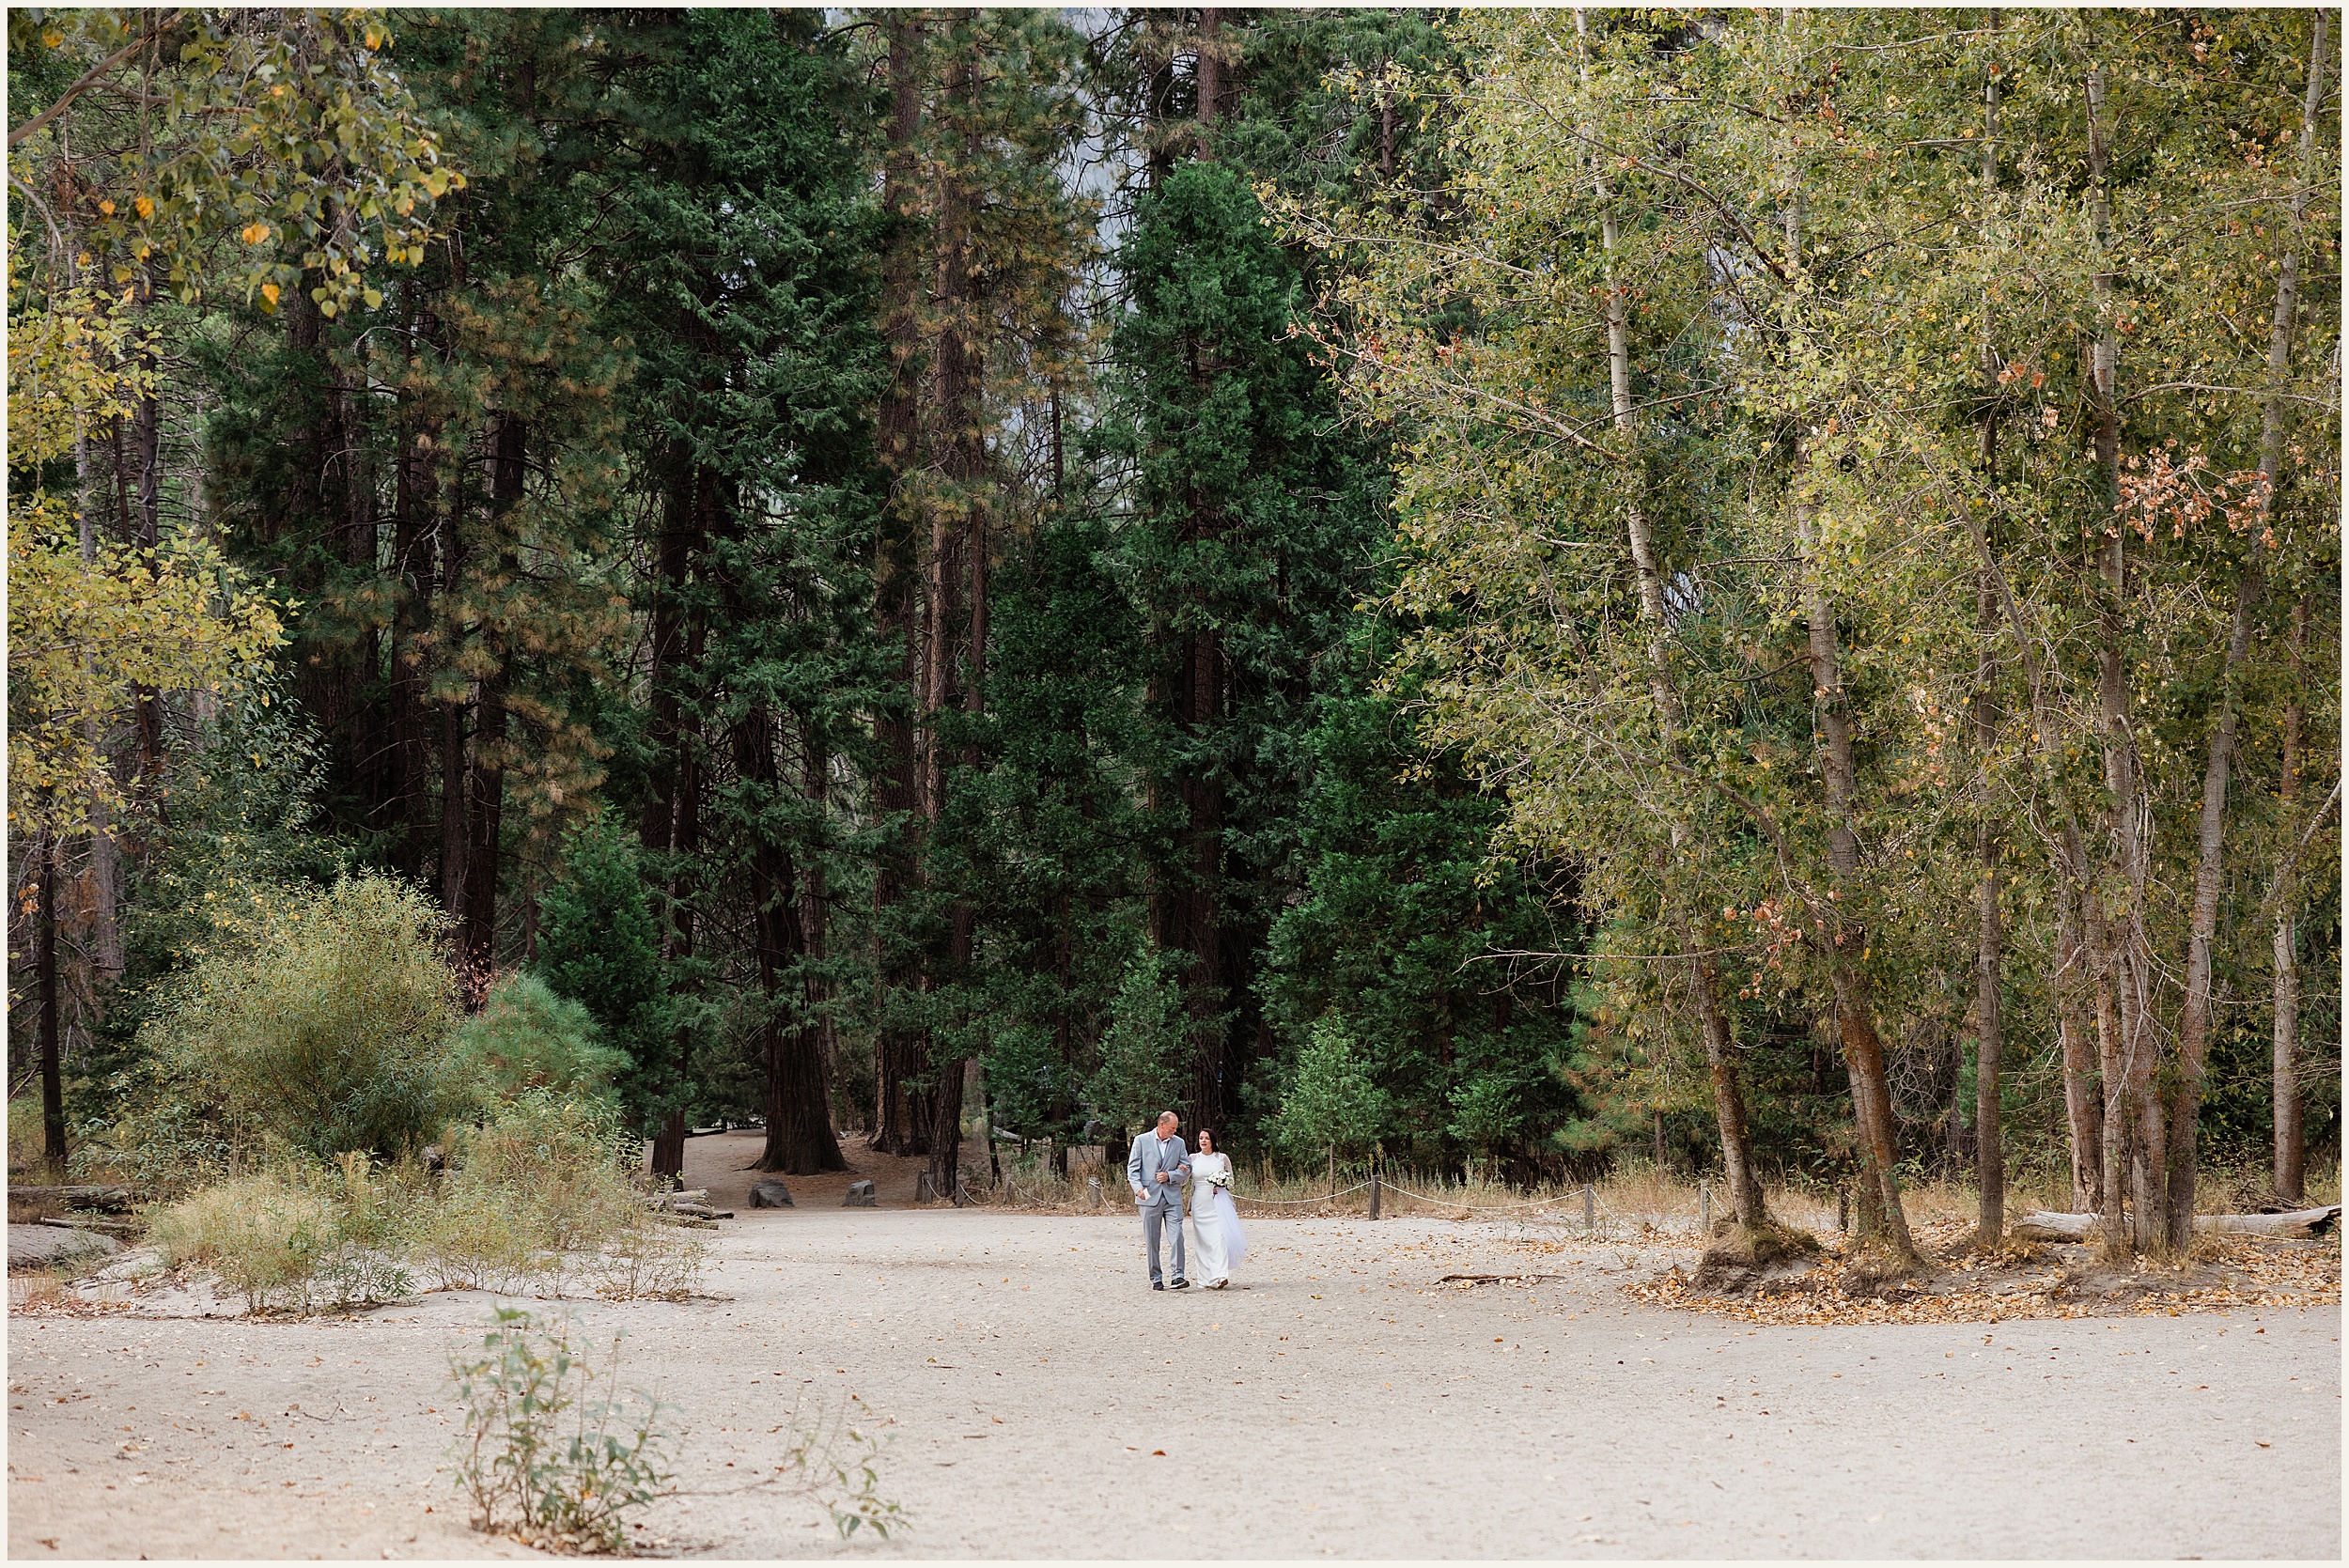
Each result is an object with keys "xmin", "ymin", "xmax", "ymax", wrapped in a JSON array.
[{"xmin": 1143, "ymin": 1201, "xmax": 1186, "ymax": 1284}]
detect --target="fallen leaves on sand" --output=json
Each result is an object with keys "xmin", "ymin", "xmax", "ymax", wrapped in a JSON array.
[{"xmin": 1622, "ymin": 1219, "xmax": 2341, "ymax": 1327}]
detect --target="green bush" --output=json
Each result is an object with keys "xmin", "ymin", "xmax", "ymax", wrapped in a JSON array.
[
  {"xmin": 1084, "ymin": 950, "xmax": 1192, "ymax": 1141},
  {"xmin": 447, "ymin": 1308, "xmax": 672, "ymax": 1552},
  {"xmin": 448, "ymin": 974, "xmax": 630, "ymax": 1110},
  {"xmin": 148, "ymin": 1098, "xmax": 702, "ymax": 1308},
  {"xmin": 146, "ymin": 1153, "xmax": 418, "ymax": 1313},
  {"xmin": 129, "ymin": 874, "xmax": 463, "ymax": 1164},
  {"xmin": 1273, "ymin": 1012, "xmax": 1389, "ymax": 1169},
  {"xmin": 412, "ymin": 1093, "xmax": 700, "ymax": 1298},
  {"xmin": 537, "ymin": 816, "xmax": 676, "ymax": 1136}
]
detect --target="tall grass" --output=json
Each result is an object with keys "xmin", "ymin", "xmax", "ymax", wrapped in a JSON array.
[
  {"xmin": 971, "ymin": 1146, "xmax": 2341, "ymax": 1243},
  {"xmin": 144, "ymin": 1094, "xmax": 704, "ymax": 1312}
]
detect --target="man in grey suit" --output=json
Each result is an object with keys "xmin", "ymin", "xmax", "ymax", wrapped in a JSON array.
[{"xmin": 1128, "ymin": 1110, "xmax": 1191, "ymax": 1290}]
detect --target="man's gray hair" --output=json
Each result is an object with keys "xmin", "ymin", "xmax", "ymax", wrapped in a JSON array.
[{"xmin": 1157, "ymin": 1110, "xmax": 1180, "ymax": 1125}]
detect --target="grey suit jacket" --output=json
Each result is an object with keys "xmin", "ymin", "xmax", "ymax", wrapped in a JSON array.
[{"xmin": 1128, "ymin": 1132, "xmax": 1190, "ymax": 1210}]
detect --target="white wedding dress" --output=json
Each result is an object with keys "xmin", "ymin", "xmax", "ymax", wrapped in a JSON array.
[{"xmin": 1188, "ymin": 1152, "xmax": 1246, "ymax": 1286}]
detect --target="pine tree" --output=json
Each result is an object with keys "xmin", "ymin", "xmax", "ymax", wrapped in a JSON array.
[
  {"xmin": 609, "ymin": 9, "xmax": 886, "ymax": 1176},
  {"xmin": 536, "ymin": 816, "xmax": 671, "ymax": 1140}
]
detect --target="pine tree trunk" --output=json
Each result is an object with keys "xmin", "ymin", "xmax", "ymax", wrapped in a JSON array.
[
  {"xmin": 1194, "ymin": 8, "xmax": 1221, "ymax": 135},
  {"xmin": 390, "ymin": 373, "xmax": 438, "ymax": 881},
  {"xmin": 644, "ymin": 458, "xmax": 709, "ymax": 1184},
  {"xmin": 921, "ymin": 52, "xmax": 991, "ymax": 1201},
  {"xmin": 870, "ymin": 12, "xmax": 929, "ymax": 1158},
  {"xmin": 460, "ymin": 414, "xmax": 526, "ymax": 985},
  {"xmin": 741, "ymin": 705, "xmax": 844, "ymax": 1176}
]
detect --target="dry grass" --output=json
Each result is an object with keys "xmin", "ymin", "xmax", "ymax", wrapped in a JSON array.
[{"xmin": 8, "ymin": 1190, "xmax": 70, "ymax": 1225}]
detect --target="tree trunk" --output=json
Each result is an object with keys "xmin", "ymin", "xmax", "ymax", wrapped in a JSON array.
[
  {"xmin": 1194, "ymin": 8, "xmax": 1221, "ymax": 136},
  {"xmin": 1689, "ymin": 939, "xmax": 1763, "ymax": 1227},
  {"xmin": 2167, "ymin": 12, "xmax": 2326, "ymax": 1249},
  {"xmin": 2015, "ymin": 1206, "xmax": 2340, "ymax": 1243},
  {"xmin": 742, "ymin": 706, "xmax": 844, "ymax": 1176},
  {"xmin": 921, "ymin": 53, "xmax": 991, "ymax": 1201},
  {"xmin": 437, "ymin": 451, "xmax": 472, "ymax": 924},
  {"xmin": 390, "ymin": 376, "xmax": 439, "ymax": 881},
  {"xmin": 460, "ymin": 413, "xmax": 526, "ymax": 985},
  {"xmin": 870, "ymin": 13, "xmax": 930, "ymax": 1158},
  {"xmin": 2272, "ymin": 597, "xmax": 2310, "ymax": 1203},
  {"xmin": 643, "ymin": 457, "xmax": 709, "ymax": 1184},
  {"xmin": 2084, "ymin": 65, "xmax": 2162, "ymax": 1251},
  {"xmin": 1968, "ymin": 35, "xmax": 2006, "ymax": 1244},
  {"xmin": 2054, "ymin": 868, "xmax": 2103, "ymax": 1213},
  {"xmin": 1574, "ymin": 8, "xmax": 1770, "ymax": 1230},
  {"xmin": 1796, "ymin": 489, "xmax": 1916, "ymax": 1264},
  {"xmin": 39, "ymin": 831, "xmax": 68, "ymax": 1178}
]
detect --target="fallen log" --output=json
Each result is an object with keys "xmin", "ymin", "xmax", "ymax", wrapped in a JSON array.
[
  {"xmin": 2011, "ymin": 1206, "xmax": 2340, "ymax": 1243},
  {"xmin": 9, "ymin": 1184, "xmax": 133, "ymax": 1213},
  {"xmin": 35, "ymin": 1215, "xmax": 136, "ymax": 1235}
]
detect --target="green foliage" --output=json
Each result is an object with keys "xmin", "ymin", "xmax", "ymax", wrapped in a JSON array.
[
  {"xmin": 1084, "ymin": 950, "xmax": 1191, "ymax": 1141},
  {"xmin": 536, "ymin": 817, "xmax": 673, "ymax": 1134},
  {"xmin": 124, "ymin": 873, "xmax": 461, "ymax": 1166},
  {"xmin": 8, "ymin": 8, "xmax": 461, "ymax": 310},
  {"xmin": 447, "ymin": 974, "xmax": 628, "ymax": 1110},
  {"xmin": 1272, "ymin": 1013, "xmax": 1389, "ymax": 1164},
  {"xmin": 146, "ymin": 1152, "xmax": 417, "ymax": 1313},
  {"xmin": 1263, "ymin": 669, "xmax": 1588, "ymax": 1170},
  {"xmin": 413, "ymin": 1093, "xmax": 676, "ymax": 1296},
  {"xmin": 446, "ymin": 1308, "xmax": 671, "ymax": 1553}
]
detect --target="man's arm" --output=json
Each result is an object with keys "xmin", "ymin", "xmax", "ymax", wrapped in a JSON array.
[{"xmin": 1127, "ymin": 1135, "xmax": 1146, "ymax": 1196}]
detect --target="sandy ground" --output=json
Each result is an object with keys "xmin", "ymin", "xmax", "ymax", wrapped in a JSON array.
[{"xmin": 8, "ymin": 1130, "xmax": 2340, "ymax": 1560}]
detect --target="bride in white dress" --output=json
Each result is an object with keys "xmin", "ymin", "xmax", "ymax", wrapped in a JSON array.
[{"xmin": 1187, "ymin": 1128, "xmax": 1246, "ymax": 1288}]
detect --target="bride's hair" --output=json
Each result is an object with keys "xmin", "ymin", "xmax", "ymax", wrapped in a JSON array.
[{"xmin": 1197, "ymin": 1128, "xmax": 1215, "ymax": 1148}]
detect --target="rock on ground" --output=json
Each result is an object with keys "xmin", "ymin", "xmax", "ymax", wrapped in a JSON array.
[{"xmin": 8, "ymin": 1224, "xmax": 122, "ymax": 1271}]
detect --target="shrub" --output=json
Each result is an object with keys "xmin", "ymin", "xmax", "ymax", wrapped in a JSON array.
[
  {"xmin": 1085, "ymin": 949, "xmax": 1192, "ymax": 1140},
  {"xmin": 447, "ymin": 1308, "xmax": 672, "ymax": 1553},
  {"xmin": 448, "ymin": 975, "xmax": 630, "ymax": 1110},
  {"xmin": 412, "ymin": 1093, "xmax": 702, "ymax": 1299},
  {"xmin": 1272, "ymin": 1012, "xmax": 1389, "ymax": 1170},
  {"xmin": 131, "ymin": 874, "xmax": 463, "ymax": 1164},
  {"xmin": 537, "ymin": 817, "xmax": 675, "ymax": 1136},
  {"xmin": 145, "ymin": 1155, "xmax": 417, "ymax": 1313}
]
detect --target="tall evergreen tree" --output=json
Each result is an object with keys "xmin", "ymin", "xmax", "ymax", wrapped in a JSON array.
[{"xmin": 611, "ymin": 8, "xmax": 886, "ymax": 1177}]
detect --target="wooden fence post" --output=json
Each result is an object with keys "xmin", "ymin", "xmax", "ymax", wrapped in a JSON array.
[
  {"xmin": 1582, "ymin": 1183, "xmax": 1595, "ymax": 1235},
  {"xmin": 1700, "ymin": 1179, "xmax": 1712, "ymax": 1234},
  {"xmin": 1369, "ymin": 1164, "xmax": 1381, "ymax": 1220}
]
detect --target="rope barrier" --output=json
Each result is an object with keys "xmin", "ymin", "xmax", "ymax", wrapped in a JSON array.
[
  {"xmin": 1224, "ymin": 1181, "xmax": 1377, "ymax": 1207},
  {"xmin": 1377, "ymin": 1179, "xmax": 1595, "ymax": 1215}
]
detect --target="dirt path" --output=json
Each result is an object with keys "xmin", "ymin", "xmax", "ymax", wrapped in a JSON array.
[{"xmin": 8, "ymin": 1135, "xmax": 2341, "ymax": 1559}]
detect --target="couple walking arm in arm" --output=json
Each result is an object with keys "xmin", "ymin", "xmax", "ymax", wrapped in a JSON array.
[{"xmin": 1127, "ymin": 1111, "xmax": 1243, "ymax": 1291}]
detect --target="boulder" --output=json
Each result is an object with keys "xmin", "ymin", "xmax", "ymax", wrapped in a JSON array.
[
  {"xmin": 750, "ymin": 1179, "xmax": 795, "ymax": 1209},
  {"xmin": 842, "ymin": 1180, "xmax": 877, "ymax": 1208},
  {"xmin": 8, "ymin": 1222, "xmax": 122, "ymax": 1271}
]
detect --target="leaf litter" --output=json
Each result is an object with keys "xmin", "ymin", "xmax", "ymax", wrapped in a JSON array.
[{"xmin": 1616, "ymin": 1217, "xmax": 2341, "ymax": 1326}]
